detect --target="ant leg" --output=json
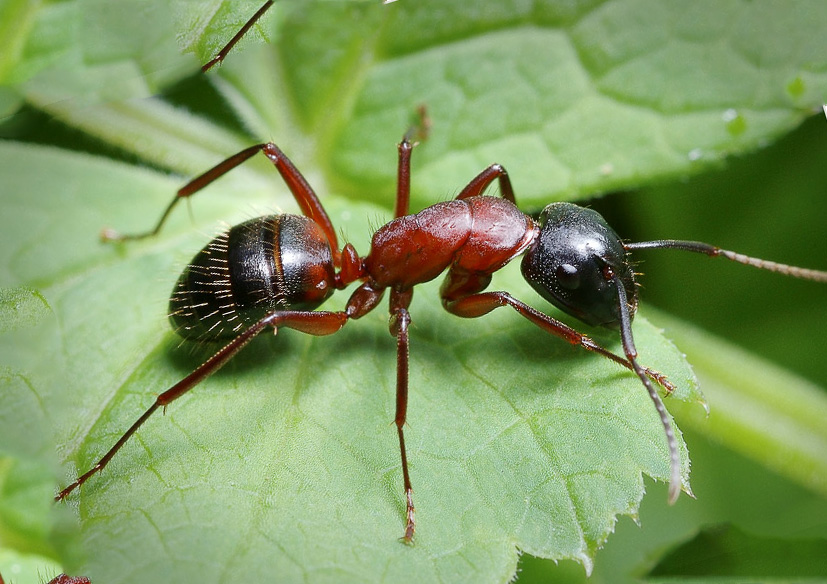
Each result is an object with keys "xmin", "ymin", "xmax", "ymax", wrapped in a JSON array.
[
  {"xmin": 389, "ymin": 288, "xmax": 416, "ymax": 543},
  {"xmin": 103, "ymin": 143, "xmax": 341, "ymax": 262},
  {"xmin": 394, "ymin": 139, "xmax": 414, "ymax": 219},
  {"xmin": 201, "ymin": 1, "xmax": 275, "ymax": 73},
  {"xmin": 260, "ymin": 143, "xmax": 340, "ymax": 258},
  {"xmin": 626, "ymin": 240, "xmax": 827, "ymax": 282},
  {"xmin": 440, "ymin": 273, "xmax": 675, "ymax": 392},
  {"xmin": 55, "ymin": 309, "xmax": 348, "ymax": 502},
  {"xmin": 443, "ymin": 285, "xmax": 682, "ymax": 501},
  {"xmin": 102, "ymin": 144, "xmax": 265, "ymax": 242},
  {"xmin": 455, "ymin": 164, "xmax": 516, "ymax": 203},
  {"xmin": 393, "ymin": 106, "xmax": 431, "ymax": 218}
]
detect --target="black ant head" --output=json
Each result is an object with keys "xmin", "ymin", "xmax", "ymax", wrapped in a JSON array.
[{"xmin": 521, "ymin": 202, "xmax": 638, "ymax": 329}]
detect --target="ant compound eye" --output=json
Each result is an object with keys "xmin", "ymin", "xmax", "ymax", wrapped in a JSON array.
[{"xmin": 556, "ymin": 264, "xmax": 580, "ymax": 289}]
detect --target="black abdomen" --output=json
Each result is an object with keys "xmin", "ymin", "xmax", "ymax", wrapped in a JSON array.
[{"xmin": 169, "ymin": 214, "xmax": 336, "ymax": 340}]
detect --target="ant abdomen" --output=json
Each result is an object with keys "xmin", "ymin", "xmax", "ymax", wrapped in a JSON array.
[{"xmin": 169, "ymin": 214, "xmax": 336, "ymax": 340}]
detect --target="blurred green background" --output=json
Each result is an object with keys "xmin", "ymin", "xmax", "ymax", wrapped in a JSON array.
[{"xmin": 1, "ymin": 1, "xmax": 826, "ymax": 582}]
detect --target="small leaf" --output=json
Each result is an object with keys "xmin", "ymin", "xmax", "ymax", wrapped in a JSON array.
[
  {"xmin": 5, "ymin": 0, "xmax": 196, "ymax": 110},
  {"xmin": 173, "ymin": 0, "xmax": 278, "ymax": 66},
  {"xmin": 645, "ymin": 524, "xmax": 827, "ymax": 581},
  {"xmin": 651, "ymin": 309, "xmax": 827, "ymax": 498}
]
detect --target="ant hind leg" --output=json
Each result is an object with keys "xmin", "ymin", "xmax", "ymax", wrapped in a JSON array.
[{"xmin": 56, "ymin": 309, "xmax": 349, "ymax": 502}]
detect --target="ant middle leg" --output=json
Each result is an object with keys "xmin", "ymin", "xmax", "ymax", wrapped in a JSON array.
[
  {"xmin": 344, "ymin": 280, "xmax": 418, "ymax": 542},
  {"xmin": 393, "ymin": 106, "xmax": 431, "ymax": 219},
  {"xmin": 455, "ymin": 164, "xmax": 516, "ymax": 203},
  {"xmin": 390, "ymin": 112, "xmax": 515, "ymax": 219}
]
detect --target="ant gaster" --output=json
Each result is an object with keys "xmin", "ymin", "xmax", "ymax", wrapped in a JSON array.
[{"xmin": 56, "ymin": 124, "xmax": 827, "ymax": 542}]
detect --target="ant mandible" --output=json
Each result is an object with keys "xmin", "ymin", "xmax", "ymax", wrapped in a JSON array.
[{"xmin": 55, "ymin": 118, "xmax": 827, "ymax": 542}]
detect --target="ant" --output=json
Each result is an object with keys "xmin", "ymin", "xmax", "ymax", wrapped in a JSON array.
[{"xmin": 54, "ymin": 117, "xmax": 827, "ymax": 542}]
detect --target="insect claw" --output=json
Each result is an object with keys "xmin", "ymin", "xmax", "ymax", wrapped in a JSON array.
[{"xmin": 400, "ymin": 489, "xmax": 416, "ymax": 544}]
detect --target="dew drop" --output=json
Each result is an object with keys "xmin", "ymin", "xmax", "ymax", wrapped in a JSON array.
[
  {"xmin": 786, "ymin": 76, "xmax": 805, "ymax": 98},
  {"xmin": 722, "ymin": 109, "xmax": 746, "ymax": 136}
]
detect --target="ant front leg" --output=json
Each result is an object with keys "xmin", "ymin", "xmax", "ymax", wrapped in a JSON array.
[
  {"xmin": 55, "ymin": 309, "xmax": 348, "ymax": 501},
  {"xmin": 441, "ymin": 270, "xmax": 683, "ymax": 501},
  {"xmin": 442, "ymin": 284, "xmax": 676, "ymax": 393}
]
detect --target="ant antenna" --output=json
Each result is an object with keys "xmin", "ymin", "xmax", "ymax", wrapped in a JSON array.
[
  {"xmin": 625, "ymin": 240, "xmax": 827, "ymax": 282},
  {"xmin": 618, "ymin": 236, "xmax": 827, "ymax": 500}
]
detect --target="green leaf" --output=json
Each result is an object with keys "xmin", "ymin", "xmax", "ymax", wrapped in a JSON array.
[
  {"xmin": 2, "ymin": 0, "xmax": 196, "ymax": 113},
  {"xmin": 173, "ymin": 0, "xmax": 278, "ymax": 65},
  {"xmin": 649, "ymin": 308, "xmax": 827, "ymax": 498},
  {"xmin": 0, "ymin": 287, "xmax": 50, "ymax": 335},
  {"xmin": 0, "ymin": 299, "xmax": 83, "ymax": 573},
  {"xmin": 18, "ymin": 0, "xmax": 827, "ymax": 200},
  {"xmin": 0, "ymin": 140, "xmax": 697, "ymax": 582},
  {"xmin": 645, "ymin": 524, "xmax": 827, "ymax": 581},
  {"xmin": 1, "ymin": 1, "xmax": 826, "ymax": 582}
]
